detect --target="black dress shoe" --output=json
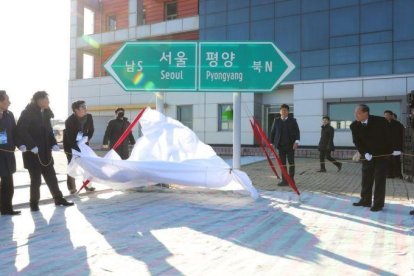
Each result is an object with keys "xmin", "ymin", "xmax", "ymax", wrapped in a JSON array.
[
  {"xmin": 352, "ymin": 201, "xmax": 371, "ymax": 207},
  {"xmin": 370, "ymin": 206, "xmax": 383, "ymax": 212},
  {"xmin": 55, "ymin": 198, "xmax": 75, "ymax": 207},
  {"xmin": 277, "ymin": 181, "xmax": 288, "ymax": 187},
  {"xmin": 85, "ymin": 186, "xmax": 95, "ymax": 192},
  {"xmin": 409, "ymin": 210, "xmax": 414, "ymax": 215},
  {"xmin": 1, "ymin": 210, "xmax": 21, "ymax": 216},
  {"xmin": 337, "ymin": 163, "xmax": 342, "ymax": 172},
  {"xmin": 317, "ymin": 169, "xmax": 326, "ymax": 173}
]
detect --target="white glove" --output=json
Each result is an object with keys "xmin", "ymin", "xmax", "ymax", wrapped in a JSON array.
[
  {"xmin": 19, "ymin": 145, "xmax": 27, "ymax": 152},
  {"xmin": 364, "ymin": 153, "xmax": 372, "ymax": 161},
  {"xmin": 52, "ymin": 145, "xmax": 60, "ymax": 151},
  {"xmin": 31, "ymin": 147, "xmax": 39, "ymax": 154},
  {"xmin": 102, "ymin": 144, "xmax": 109, "ymax": 149},
  {"xmin": 392, "ymin": 150, "xmax": 401, "ymax": 156}
]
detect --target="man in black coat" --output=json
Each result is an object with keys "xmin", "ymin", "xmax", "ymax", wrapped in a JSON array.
[
  {"xmin": 384, "ymin": 110, "xmax": 404, "ymax": 178},
  {"xmin": 317, "ymin": 116, "xmax": 342, "ymax": 172},
  {"xmin": 63, "ymin": 100, "xmax": 95, "ymax": 193},
  {"xmin": 16, "ymin": 91, "xmax": 74, "ymax": 211},
  {"xmin": 350, "ymin": 104, "xmax": 392, "ymax": 212},
  {"xmin": 102, "ymin": 107, "xmax": 135, "ymax": 160},
  {"xmin": 0, "ymin": 90, "xmax": 20, "ymax": 215},
  {"xmin": 269, "ymin": 104, "xmax": 300, "ymax": 186}
]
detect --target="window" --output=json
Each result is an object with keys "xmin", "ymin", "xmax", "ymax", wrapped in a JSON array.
[
  {"xmin": 83, "ymin": 7, "xmax": 95, "ymax": 35},
  {"xmin": 219, "ymin": 104, "xmax": 233, "ymax": 131},
  {"xmin": 328, "ymin": 102, "xmax": 401, "ymax": 130},
  {"xmin": 177, "ymin": 105, "xmax": 193, "ymax": 129},
  {"xmin": 83, "ymin": 53, "xmax": 94, "ymax": 79},
  {"xmin": 165, "ymin": 1, "xmax": 177, "ymax": 20},
  {"xmin": 107, "ymin": 15, "xmax": 117, "ymax": 31}
]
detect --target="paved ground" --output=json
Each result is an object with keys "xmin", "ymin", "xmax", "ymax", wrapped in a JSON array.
[{"xmin": 1, "ymin": 151, "xmax": 414, "ymax": 275}]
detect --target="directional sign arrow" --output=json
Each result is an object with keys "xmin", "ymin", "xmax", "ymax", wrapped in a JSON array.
[
  {"xmin": 103, "ymin": 41, "xmax": 198, "ymax": 91},
  {"xmin": 199, "ymin": 42, "xmax": 295, "ymax": 92}
]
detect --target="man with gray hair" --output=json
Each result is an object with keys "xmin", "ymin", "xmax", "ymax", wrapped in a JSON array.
[{"xmin": 350, "ymin": 104, "xmax": 392, "ymax": 212}]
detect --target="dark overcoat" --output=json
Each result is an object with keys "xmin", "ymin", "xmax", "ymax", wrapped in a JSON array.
[{"xmin": 0, "ymin": 110, "xmax": 17, "ymax": 176}]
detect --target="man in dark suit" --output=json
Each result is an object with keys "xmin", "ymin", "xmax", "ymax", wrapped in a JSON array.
[
  {"xmin": 270, "ymin": 104, "xmax": 300, "ymax": 186},
  {"xmin": 383, "ymin": 110, "xmax": 404, "ymax": 178},
  {"xmin": 350, "ymin": 104, "xmax": 392, "ymax": 212},
  {"xmin": 317, "ymin": 115, "xmax": 342, "ymax": 172}
]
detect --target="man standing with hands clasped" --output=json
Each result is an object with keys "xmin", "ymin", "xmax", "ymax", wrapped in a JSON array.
[
  {"xmin": 270, "ymin": 104, "xmax": 300, "ymax": 186},
  {"xmin": 350, "ymin": 104, "xmax": 393, "ymax": 212}
]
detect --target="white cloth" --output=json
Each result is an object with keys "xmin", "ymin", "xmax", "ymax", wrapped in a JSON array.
[
  {"xmin": 364, "ymin": 153, "xmax": 372, "ymax": 161},
  {"xmin": 68, "ymin": 108, "xmax": 258, "ymax": 199}
]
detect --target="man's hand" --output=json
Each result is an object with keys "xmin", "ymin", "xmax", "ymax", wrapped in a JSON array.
[
  {"xmin": 31, "ymin": 147, "xmax": 39, "ymax": 154},
  {"xmin": 19, "ymin": 145, "xmax": 27, "ymax": 152},
  {"xmin": 102, "ymin": 144, "xmax": 109, "ymax": 150},
  {"xmin": 293, "ymin": 142, "xmax": 299, "ymax": 150},
  {"xmin": 364, "ymin": 153, "xmax": 372, "ymax": 161},
  {"xmin": 392, "ymin": 150, "xmax": 401, "ymax": 156}
]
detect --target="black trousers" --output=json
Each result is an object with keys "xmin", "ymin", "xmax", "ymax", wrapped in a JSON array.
[
  {"xmin": 360, "ymin": 158, "xmax": 388, "ymax": 208},
  {"xmin": 388, "ymin": 155, "xmax": 402, "ymax": 177},
  {"xmin": 278, "ymin": 147, "xmax": 295, "ymax": 183},
  {"xmin": 0, "ymin": 175, "xmax": 15, "ymax": 212},
  {"xmin": 28, "ymin": 165, "xmax": 63, "ymax": 203},
  {"xmin": 319, "ymin": 150, "xmax": 341, "ymax": 170}
]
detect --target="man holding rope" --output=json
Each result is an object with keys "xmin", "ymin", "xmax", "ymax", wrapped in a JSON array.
[{"xmin": 350, "ymin": 104, "xmax": 392, "ymax": 212}]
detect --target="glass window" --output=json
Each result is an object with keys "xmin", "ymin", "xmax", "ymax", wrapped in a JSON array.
[
  {"xmin": 394, "ymin": 40, "xmax": 414, "ymax": 60},
  {"xmin": 228, "ymin": 8, "xmax": 249, "ymax": 25},
  {"xmin": 302, "ymin": 50, "xmax": 329, "ymax": 67},
  {"xmin": 219, "ymin": 104, "xmax": 233, "ymax": 131},
  {"xmin": 202, "ymin": 27, "xmax": 226, "ymax": 40},
  {"xmin": 301, "ymin": 0, "xmax": 329, "ymax": 13},
  {"xmin": 330, "ymin": 0, "xmax": 359, "ymax": 9},
  {"xmin": 361, "ymin": 61, "xmax": 392, "ymax": 76},
  {"xmin": 361, "ymin": 2, "xmax": 392, "ymax": 33},
  {"xmin": 330, "ymin": 46, "xmax": 359, "ymax": 65},
  {"xmin": 394, "ymin": 0, "xmax": 414, "ymax": 41},
  {"xmin": 137, "ymin": 0, "xmax": 145, "ymax": 25},
  {"xmin": 251, "ymin": 19, "xmax": 275, "ymax": 40},
  {"xmin": 361, "ymin": 31, "xmax": 392, "ymax": 45},
  {"xmin": 206, "ymin": 12, "xmax": 226, "ymax": 28},
  {"xmin": 177, "ymin": 105, "xmax": 193, "ymax": 129},
  {"xmin": 107, "ymin": 15, "xmax": 116, "ymax": 31},
  {"xmin": 83, "ymin": 53, "xmax": 94, "ymax": 79},
  {"xmin": 361, "ymin": 43, "xmax": 392, "ymax": 63},
  {"xmin": 228, "ymin": 0, "xmax": 250, "ymax": 10},
  {"xmin": 275, "ymin": 16, "xmax": 300, "ymax": 53},
  {"xmin": 205, "ymin": 0, "xmax": 226, "ymax": 14},
  {"xmin": 394, "ymin": 59, "xmax": 414, "ymax": 74},
  {"xmin": 330, "ymin": 35, "xmax": 359, "ymax": 48},
  {"xmin": 165, "ymin": 1, "xmax": 177, "ymax": 20},
  {"xmin": 252, "ymin": 4, "xmax": 274, "ymax": 21},
  {"xmin": 302, "ymin": 66, "xmax": 329, "ymax": 80},
  {"xmin": 302, "ymin": 12, "xmax": 329, "ymax": 50},
  {"xmin": 83, "ymin": 7, "xmax": 94, "ymax": 35},
  {"xmin": 227, "ymin": 23, "xmax": 250, "ymax": 40},
  {"xmin": 275, "ymin": 0, "xmax": 300, "ymax": 17},
  {"xmin": 328, "ymin": 102, "xmax": 400, "ymax": 130},
  {"xmin": 330, "ymin": 7, "xmax": 359, "ymax": 36},
  {"xmin": 330, "ymin": 64, "xmax": 359, "ymax": 78}
]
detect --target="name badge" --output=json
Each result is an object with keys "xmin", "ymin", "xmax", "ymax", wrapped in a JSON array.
[
  {"xmin": 0, "ymin": 130, "xmax": 7, "ymax": 145},
  {"xmin": 76, "ymin": 131, "xmax": 84, "ymax": 142}
]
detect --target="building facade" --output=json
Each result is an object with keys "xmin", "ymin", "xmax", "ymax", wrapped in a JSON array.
[{"xmin": 69, "ymin": 0, "xmax": 414, "ymax": 148}]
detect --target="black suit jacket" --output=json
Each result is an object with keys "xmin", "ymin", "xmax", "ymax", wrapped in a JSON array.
[
  {"xmin": 63, "ymin": 113, "xmax": 94, "ymax": 161},
  {"xmin": 269, "ymin": 117, "xmax": 300, "ymax": 149},
  {"xmin": 389, "ymin": 119, "xmax": 404, "ymax": 151},
  {"xmin": 350, "ymin": 115, "xmax": 392, "ymax": 156}
]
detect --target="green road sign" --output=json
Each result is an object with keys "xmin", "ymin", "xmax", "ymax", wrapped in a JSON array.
[
  {"xmin": 199, "ymin": 42, "xmax": 294, "ymax": 92},
  {"xmin": 104, "ymin": 41, "xmax": 294, "ymax": 92},
  {"xmin": 103, "ymin": 41, "xmax": 198, "ymax": 91}
]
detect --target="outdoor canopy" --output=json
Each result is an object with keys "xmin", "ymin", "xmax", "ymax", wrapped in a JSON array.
[{"xmin": 68, "ymin": 108, "xmax": 259, "ymax": 199}]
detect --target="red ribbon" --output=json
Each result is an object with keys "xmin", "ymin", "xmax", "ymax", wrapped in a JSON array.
[{"xmin": 77, "ymin": 107, "xmax": 148, "ymax": 192}]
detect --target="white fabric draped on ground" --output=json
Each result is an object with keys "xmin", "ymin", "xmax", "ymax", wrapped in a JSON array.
[{"xmin": 68, "ymin": 108, "xmax": 258, "ymax": 199}]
